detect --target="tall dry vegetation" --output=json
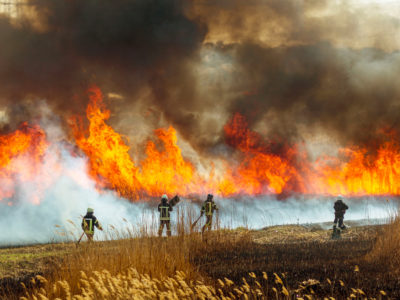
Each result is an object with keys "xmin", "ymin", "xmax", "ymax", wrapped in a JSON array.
[
  {"xmin": 17, "ymin": 207, "xmax": 254, "ymax": 299},
  {"xmin": 21, "ymin": 268, "xmax": 268, "ymax": 300},
  {"xmin": 9, "ymin": 206, "xmax": 396, "ymax": 299},
  {"xmin": 20, "ymin": 233, "xmax": 255, "ymax": 299},
  {"xmin": 18, "ymin": 226, "xmax": 388, "ymax": 300},
  {"xmin": 366, "ymin": 213, "xmax": 400, "ymax": 270}
]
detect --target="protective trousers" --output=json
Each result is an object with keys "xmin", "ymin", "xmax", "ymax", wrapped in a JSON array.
[
  {"xmin": 334, "ymin": 213, "xmax": 344, "ymax": 228},
  {"xmin": 202, "ymin": 215, "xmax": 213, "ymax": 234},
  {"xmin": 85, "ymin": 232, "xmax": 94, "ymax": 242},
  {"xmin": 159, "ymin": 220, "xmax": 171, "ymax": 237}
]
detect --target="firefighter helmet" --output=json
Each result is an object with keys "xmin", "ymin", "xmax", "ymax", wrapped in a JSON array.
[
  {"xmin": 161, "ymin": 194, "xmax": 168, "ymax": 200},
  {"xmin": 207, "ymin": 194, "xmax": 213, "ymax": 201},
  {"xmin": 87, "ymin": 207, "xmax": 94, "ymax": 213}
]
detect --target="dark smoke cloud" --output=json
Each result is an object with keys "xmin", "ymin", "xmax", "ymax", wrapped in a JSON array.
[
  {"xmin": 183, "ymin": 0, "xmax": 400, "ymax": 154},
  {"xmin": 0, "ymin": 0, "xmax": 206, "ymax": 126},
  {"xmin": 227, "ymin": 42, "xmax": 400, "ymax": 147},
  {"xmin": 1, "ymin": 0, "xmax": 400, "ymax": 156}
]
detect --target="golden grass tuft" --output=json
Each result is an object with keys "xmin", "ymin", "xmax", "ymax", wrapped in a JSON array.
[
  {"xmin": 23, "ymin": 268, "xmax": 275, "ymax": 300},
  {"xmin": 366, "ymin": 213, "xmax": 400, "ymax": 271}
]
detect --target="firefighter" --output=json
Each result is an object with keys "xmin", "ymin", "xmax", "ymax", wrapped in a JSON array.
[
  {"xmin": 201, "ymin": 194, "xmax": 218, "ymax": 234},
  {"xmin": 158, "ymin": 194, "xmax": 172, "ymax": 237},
  {"xmin": 333, "ymin": 196, "xmax": 349, "ymax": 230},
  {"xmin": 81, "ymin": 208, "xmax": 103, "ymax": 242}
]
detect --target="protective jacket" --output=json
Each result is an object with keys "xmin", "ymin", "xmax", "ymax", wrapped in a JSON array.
[
  {"xmin": 81, "ymin": 212, "xmax": 101, "ymax": 234},
  {"xmin": 201, "ymin": 200, "xmax": 218, "ymax": 216},
  {"xmin": 334, "ymin": 200, "xmax": 348, "ymax": 217},
  {"xmin": 158, "ymin": 201, "xmax": 173, "ymax": 221}
]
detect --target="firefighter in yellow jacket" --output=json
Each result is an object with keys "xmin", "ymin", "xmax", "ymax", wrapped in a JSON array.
[
  {"xmin": 201, "ymin": 194, "xmax": 218, "ymax": 234},
  {"xmin": 81, "ymin": 208, "xmax": 103, "ymax": 242},
  {"xmin": 158, "ymin": 194, "xmax": 173, "ymax": 237}
]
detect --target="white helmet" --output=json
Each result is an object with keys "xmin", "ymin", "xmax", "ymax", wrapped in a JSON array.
[{"xmin": 161, "ymin": 194, "xmax": 168, "ymax": 200}]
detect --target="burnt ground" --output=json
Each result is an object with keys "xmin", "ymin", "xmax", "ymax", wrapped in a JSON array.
[
  {"xmin": 0, "ymin": 244, "xmax": 72, "ymax": 298},
  {"xmin": 191, "ymin": 223, "xmax": 398, "ymax": 298},
  {"xmin": 0, "ymin": 221, "xmax": 398, "ymax": 299}
]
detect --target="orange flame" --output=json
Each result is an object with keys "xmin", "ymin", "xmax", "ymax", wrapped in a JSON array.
[
  {"xmin": 0, "ymin": 122, "xmax": 48, "ymax": 203},
  {"xmin": 140, "ymin": 126, "xmax": 197, "ymax": 196},
  {"xmin": 0, "ymin": 87, "xmax": 397, "ymax": 204},
  {"xmin": 72, "ymin": 87, "xmax": 205, "ymax": 199},
  {"xmin": 72, "ymin": 87, "xmax": 142, "ymax": 199},
  {"xmin": 72, "ymin": 86, "xmax": 400, "ymax": 199},
  {"xmin": 314, "ymin": 139, "xmax": 400, "ymax": 196},
  {"xmin": 72, "ymin": 90, "xmax": 308, "ymax": 199},
  {"xmin": 219, "ymin": 113, "xmax": 305, "ymax": 196}
]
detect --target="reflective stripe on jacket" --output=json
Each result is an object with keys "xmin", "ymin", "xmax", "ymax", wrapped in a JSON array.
[
  {"xmin": 83, "ymin": 218, "xmax": 94, "ymax": 234},
  {"xmin": 81, "ymin": 214, "xmax": 100, "ymax": 234},
  {"xmin": 201, "ymin": 201, "xmax": 217, "ymax": 216},
  {"xmin": 159, "ymin": 206, "xmax": 171, "ymax": 220}
]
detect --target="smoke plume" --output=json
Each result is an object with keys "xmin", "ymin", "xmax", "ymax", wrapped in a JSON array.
[{"xmin": 0, "ymin": 0, "xmax": 399, "ymax": 149}]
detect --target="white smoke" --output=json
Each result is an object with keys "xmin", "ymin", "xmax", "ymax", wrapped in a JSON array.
[
  {"xmin": 0, "ymin": 139, "xmax": 148, "ymax": 245},
  {"xmin": 212, "ymin": 196, "xmax": 397, "ymax": 229}
]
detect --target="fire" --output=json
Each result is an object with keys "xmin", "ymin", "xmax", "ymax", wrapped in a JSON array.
[
  {"xmin": 221, "ymin": 114, "xmax": 400, "ymax": 197},
  {"xmin": 72, "ymin": 86, "xmax": 400, "ymax": 199},
  {"xmin": 139, "ymin": 127, "xmax": 197, "ymax": 196},
  {"xmin": 72, "ymin": 87, "xmax": 142, "ymax": 199},
  {"xmin": 0, "ymin": 87, "xmax": 397, "ymax": 205},
  {"xmin": 0, "ymin": 122, "xmax": 48, "ymax": 203},
  {"xmin": 72, "ymin": 87, "xmax": 203, "ymax": 199},
  {"xmin": 219, "ymin": 113, "xmax": 305, "ymax": 196},
  {"xmin": 72, "ymin": 87, "xmax": 307, "ymax": 199},
  {"xmin": 315, "ymin": 140, "xmax": 400, "ymax": 196}
]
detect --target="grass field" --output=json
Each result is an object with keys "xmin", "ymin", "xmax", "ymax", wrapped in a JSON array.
[{"xmin": 0, "ymin": 220, "xmax": 397, "ymax": 299}]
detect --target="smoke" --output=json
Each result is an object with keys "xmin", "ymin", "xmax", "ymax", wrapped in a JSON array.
[
  {"xmin": 223, "ymin": 43, "xmax": 400, "ymax": 148},
  {"xmin": 0, "ymin": 0, "xmax": 206, "ymax": 125},
  {"xmin": 0, "ymin": 0, "xmax": 400, "ymax": 244},
  {"xmin": 186, "ymin": 0, "xmax": 400, "ymax": 151},
  {"xmin": 214, "ymin": 196, "xmax": 397, "ymax": 229},
  {"xmin": 0, "ymin": 0, "xmax": 399, "ymax": 150}
]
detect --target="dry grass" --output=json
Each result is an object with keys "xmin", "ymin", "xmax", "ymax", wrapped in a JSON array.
[
  {"xmin": 18, "ymin": 231, "xmax": 259, "ymax": 299},
  {"xmin": 1, "ymin": 210, "xmax": 398, "ymax": 299},
  {"xmin": 21, "ymin": 268, "xmax": 268, "ymax": 299},
  {"xmin": 366, "ymin": 214, "xmax": 400, "ymax": 271},
  {"xmin": 18, "ymin": 227, "xmax": 392, "ymax": 300},
  {"xmin": 251, "ymin": 224, "xmax": 380, "ymax": 244},
  {"xmin": 12, "ymin": 208, "xmax": 254, "ymax": 299},
  {"xmin": 21, "ymin": 265, "xmax": 389, "ymax": 300}
]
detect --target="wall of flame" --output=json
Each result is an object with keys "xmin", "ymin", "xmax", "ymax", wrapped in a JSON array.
[{"xmin": 1, "ymin": 86, "xmax": 399, "ymax": 204}]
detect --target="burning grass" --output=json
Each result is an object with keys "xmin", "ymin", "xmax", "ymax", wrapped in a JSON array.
[{"xmin": 1, "ymin": 219, "xmax": 399, "ymax": 299}]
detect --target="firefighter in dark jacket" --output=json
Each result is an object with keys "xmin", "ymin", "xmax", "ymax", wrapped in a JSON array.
[
  {"xmin": 333, "ymin": 196, "xmax": 349, "ymax": 229},
  {"xmin": 201, "ymin": 194, "xmax": 218, "ymax": 234},
  {"xmin": 158, "ymin": 194, "xmax": 172, "ymax": 237},
  {"xmin": 81, "ymin": 208, "xmax": 103, "ymax": 242}
]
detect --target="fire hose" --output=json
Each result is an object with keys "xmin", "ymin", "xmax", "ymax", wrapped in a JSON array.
[
  {"xmin": 76, "ymin": 232, "xmax": 85, "ymax": 246},
  {"xmin": 190, "ymin": 215, "xmax": 202, "ymax": 230}
]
